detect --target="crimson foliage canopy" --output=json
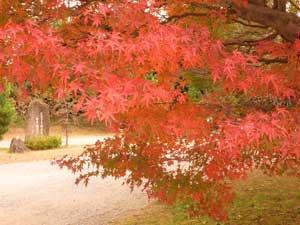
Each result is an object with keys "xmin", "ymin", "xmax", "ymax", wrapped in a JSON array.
[{"xmin": 1, "ymin": 0, "xmax": 300, "ymax": 220}]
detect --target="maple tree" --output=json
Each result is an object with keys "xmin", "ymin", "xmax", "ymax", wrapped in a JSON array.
[{"xmin": 1, "ymin": 0, "xmax": 300, "ymax": 221}]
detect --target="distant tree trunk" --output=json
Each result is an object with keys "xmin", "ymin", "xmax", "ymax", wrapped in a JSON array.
[{"xmin": 65, "ymin": 99, "xmax": 69, "ymax": 147}]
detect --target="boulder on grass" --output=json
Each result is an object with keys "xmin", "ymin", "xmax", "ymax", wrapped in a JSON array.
[{"xmin": 9, "ymin": 138, "xmax": 28, "ymax": 153}]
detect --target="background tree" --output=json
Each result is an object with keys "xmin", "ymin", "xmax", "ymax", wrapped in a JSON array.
[{"xmin": 1, "ymin": 0, "xmax": 300, "ymax": 221}]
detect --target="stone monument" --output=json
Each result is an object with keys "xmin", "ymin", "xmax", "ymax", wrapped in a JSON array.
[{"xmin": 25, "ymin": 99, "xmax": 50, "ymax": 140}]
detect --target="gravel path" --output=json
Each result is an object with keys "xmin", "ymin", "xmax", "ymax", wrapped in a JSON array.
[{"xmin": 0, "ymin": 161, "xmax": 148, "ymax": 225}]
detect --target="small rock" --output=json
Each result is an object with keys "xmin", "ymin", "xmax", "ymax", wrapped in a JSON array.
[{"xmin": 9, "ymin": 138, "xmax": 28, "ymax": 153}]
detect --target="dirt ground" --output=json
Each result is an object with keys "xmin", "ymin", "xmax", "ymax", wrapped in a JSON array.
[
  {"xmin": 0, "ymin": 161, "xmax": 148, "ymax": 225},
  {"xmin": 0, "ymin": 145, "xmax": 85, "ymax": 164},
  {"xmin": 0, "ymin": 127, "xmax": 148, "ymax": 225}
]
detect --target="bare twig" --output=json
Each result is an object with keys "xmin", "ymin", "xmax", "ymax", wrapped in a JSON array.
[
  {"xmin": 161, "ymin": 12, "xmax": 207, "ymax": 24},
  {"xmin": 233, "ymin": 18, "xmax": 269, "ymax": 29}
]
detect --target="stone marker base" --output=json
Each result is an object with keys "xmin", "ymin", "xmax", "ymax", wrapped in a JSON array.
[{"xmin": 9, "ymin": 138, "xmax": 28, "ymax": 153}]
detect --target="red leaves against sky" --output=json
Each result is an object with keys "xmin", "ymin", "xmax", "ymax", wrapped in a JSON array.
[{"xmin": 2, "ymin": 0, "xmax": 300, "ymax": 221}]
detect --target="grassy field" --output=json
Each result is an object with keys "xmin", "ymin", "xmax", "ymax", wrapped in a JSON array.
[{"xmin": 110, "ymin": 171, "xmax": 300, "ymax": 225}]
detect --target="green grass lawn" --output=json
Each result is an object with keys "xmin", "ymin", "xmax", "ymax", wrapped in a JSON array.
[{"xmin": 111, "ymin": 171, "xmax": 300, "ymax": 225}]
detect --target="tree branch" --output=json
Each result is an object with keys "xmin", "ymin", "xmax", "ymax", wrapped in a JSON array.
[
  {"xmin": 224, "ymin": 32, "xmax": 278, "ymax": 46},
  {"xmin": 258, "ymin": 57, "xmax": 288, "ymax": 64},
  {"xmin": 288, "ymin": 0, "xmax": 300, "ymax": 12},
  {"xmin": 233, "ymin": 18, "xmax": 269, "ymax": 29}
]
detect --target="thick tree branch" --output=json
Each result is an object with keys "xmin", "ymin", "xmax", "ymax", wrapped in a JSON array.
[{"xmin": 231, "ymin": 1, "xmax": 300, "ymax": 42}]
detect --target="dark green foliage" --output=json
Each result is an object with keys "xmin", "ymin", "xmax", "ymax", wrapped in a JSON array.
[
  {"xmin": 145, "ymin": 71, "xmax": 158, "ymax": 83},
  {"xmin": 25, "ymin": 136, "xmax": 62, "ymax": 150},
  {"xmin": 0, "ymin": 91, "xmax": 15, "ymax": 140},
  {"xmin": 182, "ymin": 71, "xmax": 215, "ymax": 101}
]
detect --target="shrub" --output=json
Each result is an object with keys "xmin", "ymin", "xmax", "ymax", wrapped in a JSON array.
[
  {"xmin": 0, "ymin": 92, "xmax": 15, "ymax": 140},
  {"xmin": 25, "ymin": 136, "xmax": 62, "ymax": 150}
]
